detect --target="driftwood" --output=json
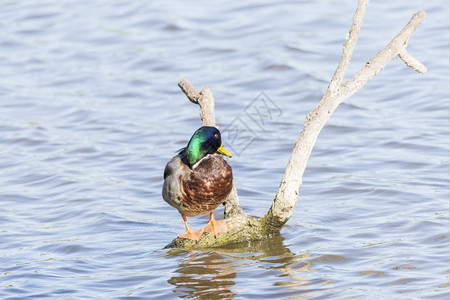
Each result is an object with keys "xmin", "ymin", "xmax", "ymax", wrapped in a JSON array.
[{"xmin": 166, "ymin": 0, "xmax": 426, "ymax": 249}]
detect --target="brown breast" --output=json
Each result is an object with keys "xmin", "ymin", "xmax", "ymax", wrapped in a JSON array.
[{"xmin": 180, "ymin": 154, "xmax": 233, "ymax": 215}]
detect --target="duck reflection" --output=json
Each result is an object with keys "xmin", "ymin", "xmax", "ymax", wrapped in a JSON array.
[
  {"xmin": 167, "ymin": 250, "xmax": 236, "ymax": 299},
  {"xmin": 166, "ymin": 234, "xmax": 331, "ymax": 298}
]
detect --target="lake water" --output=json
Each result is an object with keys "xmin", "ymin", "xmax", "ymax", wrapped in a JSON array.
[{"xmin": 0, "ymin": 0, "xmax": 448, "ymax": 299}]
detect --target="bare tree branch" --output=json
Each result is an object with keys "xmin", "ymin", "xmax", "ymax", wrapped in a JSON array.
[
  {"xmin": 261, "ymin": 5, "xmax": 426, "ymax": 231},
  {"xmin": 343, "ymin": 10, "xmax": 427, "ymax": 97},
  {"xmin": 178, "ymin": 79, "xmax": 216, "ymax": 127},
  {"xmin": 167, "ymin": 2, "xmax": 427, "ymax": 249},
  {"xmin": 178, "ymin": 79, "xmax": 200, "ymax": 104},
  {"xmin": 398, "ymin": 49, "xmax": 427, "ymax": 74},
  {"xmin": 329, "ymin": 0, "xmax": 369, "ymax": 91}
]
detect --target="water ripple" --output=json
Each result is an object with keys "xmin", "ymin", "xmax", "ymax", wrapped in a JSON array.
[{"xmin": 0, "ymin": 0, "xmax": 447, "ymax": 299}]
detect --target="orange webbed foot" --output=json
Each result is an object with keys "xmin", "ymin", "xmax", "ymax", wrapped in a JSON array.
[
  {"xmin": 203, "ymin": 212, "xmax": 228, "ymax": 237},
  {"xmin": 178, "ymin": 228, "xmax": 204, "ymax": 241},
  {"xmin": 179, "ymin": 214, "xmax": 204, "ymax": 241}
]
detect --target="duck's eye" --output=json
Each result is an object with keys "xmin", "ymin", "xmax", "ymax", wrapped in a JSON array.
[{"xmin": 214, "ymin": 133, "xmax": 219, "ymax": 139}]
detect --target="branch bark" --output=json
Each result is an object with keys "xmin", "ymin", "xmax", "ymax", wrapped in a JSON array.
[
  {"xmin": 261, "ymin": 6, "xmax": 426, "ymax": 232},
  {"xmin": 178, "ymin": 79, "xmax": 216, "ymax": 127},
  {"xmin": 166, "ymin": 1, "xmax": 426, "ymax": 249}
]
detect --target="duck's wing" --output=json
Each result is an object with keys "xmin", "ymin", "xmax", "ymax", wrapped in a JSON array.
[{"xmin": 164, "ymin": 156, "xmax": 180, "ymax": 179}]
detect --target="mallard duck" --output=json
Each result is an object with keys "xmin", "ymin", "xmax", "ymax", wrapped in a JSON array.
[{"xmin": 162, "ymin": 126, "xmax": 233, "ymax": 241}]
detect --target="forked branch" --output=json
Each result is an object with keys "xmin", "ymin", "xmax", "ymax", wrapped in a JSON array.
[
  {"xmin": 261, "ymin": 6, "xmax": 426, "ymax": 231},
  {"xmin": 166, "ymin": 0, "xmax": 426, "ymax": 249}
]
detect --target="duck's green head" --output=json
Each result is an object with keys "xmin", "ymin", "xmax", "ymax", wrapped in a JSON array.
[{"xmin": 184, "ymin": 126, "xmax": 232, "ymax": 168}]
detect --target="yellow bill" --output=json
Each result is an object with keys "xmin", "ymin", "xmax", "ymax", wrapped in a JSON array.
[{"xmin": 217, "ymin": 144, "xmax": 232, "ymax": 158}]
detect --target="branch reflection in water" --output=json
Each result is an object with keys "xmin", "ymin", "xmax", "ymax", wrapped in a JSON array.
[{"xmin": 165, "ymin": 234, "xmax": 334, "ymax": 298}]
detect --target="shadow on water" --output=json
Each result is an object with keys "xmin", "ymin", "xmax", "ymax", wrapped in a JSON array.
[{"xmin": 165, "ymin": 234, "xmax": 333, "ymax": 299}]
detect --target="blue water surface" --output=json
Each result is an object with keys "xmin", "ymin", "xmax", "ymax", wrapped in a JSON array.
[{"xmin": 0, "ymin": 0, "xmax": 448, "ymax": 298}]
